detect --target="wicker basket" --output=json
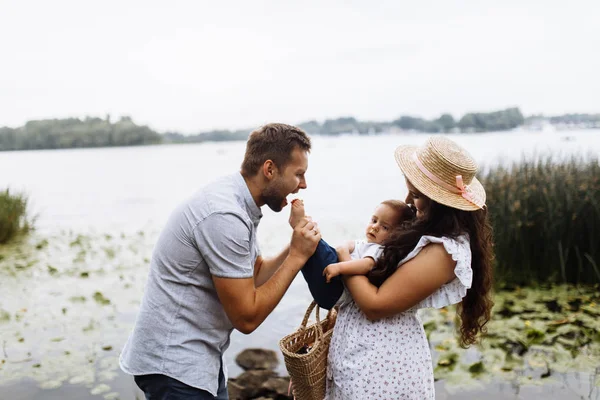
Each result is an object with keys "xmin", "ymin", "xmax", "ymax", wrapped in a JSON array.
[{"xmin": 279, "ymin": 301, "xmax": 337, "ymax": 400}]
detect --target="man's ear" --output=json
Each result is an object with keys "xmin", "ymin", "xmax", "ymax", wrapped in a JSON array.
[{"xmin": 262, "ymin": 160, "xmax": 277, "ymax": 180}]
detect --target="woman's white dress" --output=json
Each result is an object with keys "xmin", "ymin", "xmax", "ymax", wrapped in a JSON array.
[{"xmin": 325, "ymin": 235, "xmax": 473, "ymax": 400}]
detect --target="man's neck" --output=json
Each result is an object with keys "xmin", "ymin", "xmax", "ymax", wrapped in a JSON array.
[{"xmin": 241, "ymin": 172, "xmax": 265, "ymax": 208}]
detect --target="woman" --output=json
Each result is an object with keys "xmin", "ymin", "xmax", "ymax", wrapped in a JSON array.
[{"xmin": 303, "ymin": 136, "xmax": 494, "ymax": 399}]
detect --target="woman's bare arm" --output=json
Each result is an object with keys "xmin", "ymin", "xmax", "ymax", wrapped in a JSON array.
[{"xmin": 343, "ymin": 244, "xmax": 456, "ymax": 320}]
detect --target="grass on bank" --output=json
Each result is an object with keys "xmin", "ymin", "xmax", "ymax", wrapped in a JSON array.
[
  {"xmin": 482, "ymin": 155, "xmax": 600, "ymax": 285},
  {"xmin": 0, "ymin": 188, "xmax": 31, "ymax": 244}
]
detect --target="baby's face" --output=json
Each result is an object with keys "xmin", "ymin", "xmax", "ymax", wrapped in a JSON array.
[{"xmin": 365, "ymin": 204, "xmax": 400, "ymax": 244}]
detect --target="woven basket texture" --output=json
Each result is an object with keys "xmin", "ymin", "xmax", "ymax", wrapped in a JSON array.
[{"xmin": 279, "ymin": 301, "xmax": 337, "ymax": 400}]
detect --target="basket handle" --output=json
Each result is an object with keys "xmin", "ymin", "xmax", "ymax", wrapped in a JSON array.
[
  {"xmin": 300, "ymin": 301, "xmax": 336, "ymax": 329},
  {"xmin": 299, "ymin": 300, "xmax": 318, "ymax": 329},
  {"xmin": 299, "ymin": 301, "xmax": 324, "ymax": 341}
]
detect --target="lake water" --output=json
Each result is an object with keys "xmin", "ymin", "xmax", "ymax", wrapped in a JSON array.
[{"xmin": 1, "ymin": 130, "xmax": 599, "ymax": 399}]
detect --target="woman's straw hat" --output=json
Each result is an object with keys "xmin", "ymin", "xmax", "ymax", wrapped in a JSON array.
[{"xmin": 395, "ymin": 136, "xmax": 486, "ymax": 211}]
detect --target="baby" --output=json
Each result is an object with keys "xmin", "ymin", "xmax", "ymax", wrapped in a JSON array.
[{"xmin": 289, "ymin": 199, "xmax": 414, "ymax": 283}]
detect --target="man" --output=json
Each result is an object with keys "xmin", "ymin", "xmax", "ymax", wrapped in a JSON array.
[{"xmin": 119, "ymin": 123, "xmax": 321, "ymax": 399}]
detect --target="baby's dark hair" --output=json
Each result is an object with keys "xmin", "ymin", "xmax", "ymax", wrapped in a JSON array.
[{"xmin": 380, "ymin": 200, "xmax": 415, "ymax": 226}]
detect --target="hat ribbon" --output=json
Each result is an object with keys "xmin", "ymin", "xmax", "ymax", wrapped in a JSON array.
[{"xmin": 412, "ymin": 153, "xmax": 485, "ymax": 209}]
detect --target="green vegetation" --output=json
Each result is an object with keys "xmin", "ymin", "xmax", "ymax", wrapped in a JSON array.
[
  {"xmin": 526, "ymin": 113, "xmax": 600, "ymax": 128},
  {"xmin": 163, "ymin": 129, "xmax": 249, "ymax": 143},
  {"xmin": 0, "ymin": 189, "xmax": 31, "ymax": 244},
  {"xmin": 0, "ymin": 116, "xmax": 161, "ymax": 151},
  {"xmin": 300, "ymin": 108, "xmax": 524, "ymax": 134},
  {"xmin": 299, "ymin": 117, "xmax": 390, "ymax": 135},
  {"xmin": 457, "ymin": 107, "xmax": 524, "ymax": 132},
  {"xmin": 425, "ymin": 285, "xmax": 600, "ymax": 387},
  {"xmin": 482, "ymin": 156, "xmax": 600, "ymax": 285}
]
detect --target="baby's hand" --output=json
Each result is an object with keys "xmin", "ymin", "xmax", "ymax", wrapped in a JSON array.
[
  {"xmin": 288, "ymin": 199, "xmax": 305, "ymax": 228},
  {"xmin": 323, "ymin": 263, "xmax": 341, "ymax": 283}
]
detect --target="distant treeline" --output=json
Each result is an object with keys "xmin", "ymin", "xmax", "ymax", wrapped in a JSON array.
[
  {"xmin": 526, "ymin": 113, "xmax": 600, "ymax": 126},
  {"xmin": 163, "ymin": 130, "xmax": 250, "ymax": 144},
  {"xmin": 1, "ymin": 108, "xmax": 599, "ymax": 151},
  {"xmin": 299, "ymin": 107, "xmax": 526, "ymax": 135},
  {"xmin": 0, "ymin": 116, "xmax": 161, "ymax": 151}
]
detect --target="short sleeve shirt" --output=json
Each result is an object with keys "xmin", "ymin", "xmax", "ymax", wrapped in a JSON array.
[
  {"xmin": 119, "ymin": 172, "xmax": 262, "ymax": 396},
  {"xmin": 350, "ymin": 240, "xmax": 383, "ymax": 261},
  {"xmin": 337, "ymin": 240, "xmax": 383, "ymax": 306}
]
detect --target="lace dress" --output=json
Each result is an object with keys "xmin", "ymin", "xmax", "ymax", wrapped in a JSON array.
[{"xmin": 325, "ymin": 235, "xmax": 473, "ymax": 400}]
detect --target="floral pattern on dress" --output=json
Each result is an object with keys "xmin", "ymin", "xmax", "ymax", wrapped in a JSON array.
[{"xmin": 325, "ymin": 235, "xmax": 472, "ymax": 400}]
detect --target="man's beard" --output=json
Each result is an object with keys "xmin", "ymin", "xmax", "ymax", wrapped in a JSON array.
[{"xmin": 262, "ymin": 181, "xmax": 286, "ymax": 212}]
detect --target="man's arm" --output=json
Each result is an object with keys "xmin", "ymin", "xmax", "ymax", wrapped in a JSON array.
[
  {"xmin": 212, "ymin": 217, "xmax": 320, "ymax": 334},
  {"xmin": 253, "ymin": 244, "xmax": 290, "ymax": 287}
]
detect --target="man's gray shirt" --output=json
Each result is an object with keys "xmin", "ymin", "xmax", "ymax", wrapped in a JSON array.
[{"xmin": 119, "ymin": 172, "xmax": 262, "ymax": 395}]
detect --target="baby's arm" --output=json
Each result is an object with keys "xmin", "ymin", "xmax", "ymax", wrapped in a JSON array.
[
  {"xmin": 323, "ymin": 257, "xmax": 375, "ymax": 283},
  {"xmin": 335, "ymin": 241, "xmax": 356, "ymax": 262}
]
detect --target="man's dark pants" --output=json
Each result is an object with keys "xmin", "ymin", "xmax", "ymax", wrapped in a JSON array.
[{"xmin": 134, "ymin": 367, "xmax": 228, "ymax": 400}]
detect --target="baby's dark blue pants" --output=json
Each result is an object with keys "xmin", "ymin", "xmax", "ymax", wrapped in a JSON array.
[{"xmin": 300, "ymin": 239, "xmax": 344, "ymax": 309}]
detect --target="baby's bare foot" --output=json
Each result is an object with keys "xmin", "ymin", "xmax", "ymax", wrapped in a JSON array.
[{"xmin": 288, "ymin": 199, "xmax": 305, "ymax": 228}]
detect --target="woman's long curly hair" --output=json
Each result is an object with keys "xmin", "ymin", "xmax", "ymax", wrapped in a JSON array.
[{"xmin": 368, "ymin": 200, "xmax": 494, "ymax": 348}]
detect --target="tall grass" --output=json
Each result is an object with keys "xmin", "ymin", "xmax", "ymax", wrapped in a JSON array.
[
  {"xmin": 0, "ymin": 189, "xmax": 31, "ymax": 244},
  {"xmin": 482, "ymin": 155, "xmax": 600, "ymax": 285}
]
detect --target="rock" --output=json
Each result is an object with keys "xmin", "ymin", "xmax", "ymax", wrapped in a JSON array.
[
  {"xmin": 238, "ymin": 369, "xmax": 276, "ymax": 398},
  {"xmin": 262, "ymin": 377, "xmax": 292, "ymax": 399},
  {"xmin": 230, "ymin": 349, "xmax": 291, "ymax": 399},
  {"xmin": 235, "ymin": 348, "xmax": 279, "ymax": 371},
  {"xmin": 227, "ymin": 381, "xmax": 245, "ymax": 400},
  {"xmin": 228, "ymin": 369, "xmax": 276, "ymax": 399}
]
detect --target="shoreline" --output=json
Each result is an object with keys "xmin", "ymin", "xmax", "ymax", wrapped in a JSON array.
[{"xmin": 1, "ymin": 126, "xmax": 597, "ymax": 153}]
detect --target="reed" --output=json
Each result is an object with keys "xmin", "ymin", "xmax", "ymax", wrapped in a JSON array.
[
  {"xmin": 0, "ymin": 188, "xmax": 31, "ymax": 244},
  {"xmin": 482, "ymin": 155, "xmax": 600, "ymax": 285}
]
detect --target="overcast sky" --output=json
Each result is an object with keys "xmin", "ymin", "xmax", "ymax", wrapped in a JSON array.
[{"xmin": 1, "ymin": 0, "xmax": 598, "ymax": 133}]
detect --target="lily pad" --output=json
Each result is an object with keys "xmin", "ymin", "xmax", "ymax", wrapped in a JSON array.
[
  {"xmin": 0, "ymin": 309, "xmax": 10, "ymax": 322},
  {"xmin": 468, "ymin": 361, "xmax": 485, "ymax": 375},
  {"xmin": 93, "ymin": 292, "xmax": 110, "ymax": 305}
]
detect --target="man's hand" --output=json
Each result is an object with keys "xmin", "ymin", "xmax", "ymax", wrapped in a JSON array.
[
  {"xmin": 323, "ymin": 263, "xmax": 342, "ymax": 283},
  {"xmin": 289, "ymin": 217, "xmax": 321, "ymax": 262}
]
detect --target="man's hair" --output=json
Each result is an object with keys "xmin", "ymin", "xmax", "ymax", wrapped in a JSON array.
[{"xmin": 241, "ymin": 123, "xmax": 311, "ymax": 176}]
